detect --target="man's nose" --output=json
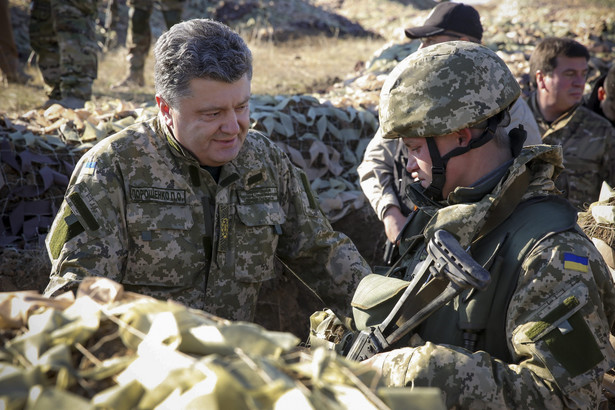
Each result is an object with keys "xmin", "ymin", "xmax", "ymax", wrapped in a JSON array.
[
  {"xmin": 573, "ymin": 73, "xmax": 587, "ymax": 87},
  {"xmin": 405, "ymin": 155, "xmax": 417, "ymax": 173},
  {"xmin": 221, "ymin": 111, "xmax": 240, "ymax": 134}
]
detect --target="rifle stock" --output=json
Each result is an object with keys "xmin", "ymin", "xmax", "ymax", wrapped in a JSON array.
[{"xmin": 344, "ymin": 230, "xmax": 490, "ymax": 361}]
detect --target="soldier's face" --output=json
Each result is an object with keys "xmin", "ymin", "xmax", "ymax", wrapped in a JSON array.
[
  {"xmin": 157, "ymin": 75, "xmax": 251, "ymax": 167},
  {"xmin": 403, "ymin": 137, "xmax": 432, "ymax": 188},
  {"xmin": 538, "ymin": 56, "xmax": 588, "ymax": 113},
  {"xmin": 403, "ymin": 133, "xmax": 465, "ymax": 197}
]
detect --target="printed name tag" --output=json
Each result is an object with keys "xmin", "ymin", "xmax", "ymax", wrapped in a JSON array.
[
  {"xmin": 237, "ymin": 187, "xmax": 278, "ymax": 204},
  {"xmin": 130, "ymin": 186, "xmax": 187, "ymax": 204}
]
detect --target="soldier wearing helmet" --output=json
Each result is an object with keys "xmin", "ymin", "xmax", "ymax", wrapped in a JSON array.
[
  {"xmin": 357, "ymin": 2, "xmax": 541, "ymax": 267},
  {"xmin": 357, "ymin": 42, "xmax": 615, "ymax": 408}
]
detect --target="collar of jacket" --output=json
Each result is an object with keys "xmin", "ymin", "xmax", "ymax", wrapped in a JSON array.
[
  {"xmin": 528, "ymin": 91, "xmax": 579, "ymax": 134},
  {"xmin": 154, "ymin": 116, "xmax": 199, "ymax": 163},
  {"xmin": 422, "ymin": 145, "xmax": 564, "ymax": 249},
  {"xmin": 153, "ymin": 116, "xmax": 243, "ymax": 188}
]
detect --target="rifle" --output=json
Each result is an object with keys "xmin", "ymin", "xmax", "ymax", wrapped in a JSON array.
[{"xmin": 344, "ymin": 229, "xmax": 490, "ymax": 361}]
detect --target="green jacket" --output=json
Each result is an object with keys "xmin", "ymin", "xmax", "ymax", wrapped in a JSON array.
[
  {"xmin": 45, "ymin": 117, "xmax": 370, "ymax": 322},
  {"xmin": 367, "ymin": 145, "xmax": 615, "ymax": 409}
]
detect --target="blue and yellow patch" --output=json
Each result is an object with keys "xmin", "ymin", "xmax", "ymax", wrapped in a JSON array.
[
  {"xmin": 84, "ymin": 161, "xmax": 97, "ymax": 175},
  {"xmin": 563, "ymin": 252, "xmax": 588, "ymax": 273}
]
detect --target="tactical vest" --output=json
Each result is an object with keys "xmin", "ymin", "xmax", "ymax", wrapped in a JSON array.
[{"xmin": 414, "ymin": 196, "xmax": 578, "ymax": 362}]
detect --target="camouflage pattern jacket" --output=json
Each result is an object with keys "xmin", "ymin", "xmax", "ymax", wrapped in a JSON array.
[
  {"xmin": 528, "ymin": 92, "xmax": 615, "ymax": 210},
  {"xmin": 357, "ymin": 97, "xmax": 542, "ymax": 221},
  {"xmin": 366, "ymin": 145, "xmax": 615, "ymax": 408},
  {"xmin": 45, "ymin": 117, "xmax": 370, "ymax": 321}
]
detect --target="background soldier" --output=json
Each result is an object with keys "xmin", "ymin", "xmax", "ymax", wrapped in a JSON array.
[
  {"xmin": 358, "ymin": 41, "xmax": 615, "ymax": 408},
  {"xmin": 29, "ymin": 0, "xmax": 99, "ymax": 108},
  {"xmin": 0, "ymin": 0, "xmax": 30, "ymax": 84},
  {"xmin": 357, "ymin": 2, "xmax": 540, "ymax": 266},
  {"xmin": 584, "ymin": 63, "xmax": 615, "ymax": 127},
  {"xmin": 113, "ymin": 0, "xmax": 185, "ymax": 88},
  {"xmin": 527, "ymin": 37, "xmax": 615, "ymax": 210}
]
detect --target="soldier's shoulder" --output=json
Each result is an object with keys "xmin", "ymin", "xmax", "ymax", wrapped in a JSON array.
[
  {"xmin": 87, "ymin": 119, "xmax": 158, "ymax": 159},
  {"xmin": 244, "ymin": 130, "xmax": 286, "ymax": 157}
]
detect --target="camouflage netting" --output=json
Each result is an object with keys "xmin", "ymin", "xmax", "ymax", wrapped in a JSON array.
[
  {"xmin": 0, "ymin": 95, "xmax": 378, "ymax": 251},
  {"xmin": 0, "ymin": 277, "xmax": 446, "ymax": 409},
  {"xmin": 3, "ymin": 0, "xmax": 615, "ymax": 406}
]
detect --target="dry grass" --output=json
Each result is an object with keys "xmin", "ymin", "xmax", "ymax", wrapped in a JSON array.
[
  {"xmin": 248, "ymin": 34, "xmax": 385, "ymax": 95},
  {"xmin": 0, "ymin": 33, "xmax": 386, "ymax": 116},
  {"xmin": 97, "ymin": 33, "xmax": 387, "ymax": 99}
]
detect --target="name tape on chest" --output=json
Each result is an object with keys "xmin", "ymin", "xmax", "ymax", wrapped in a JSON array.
[{"xmin": 130, "ymin": 186, "xmax": 187, "ymax": 205}]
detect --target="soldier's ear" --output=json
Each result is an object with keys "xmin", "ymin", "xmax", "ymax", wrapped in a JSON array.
[
  {"xmin": 598, "ymin": 86, "xmax": 606, "ymax": 102},
  {"xmin": 457, "ymin": 128, "xmax": 473, "ymax": 147},
  {"xmin": 156, "ymin": 95, "xmax": 173, "ymax": 128},
  {"xmin": 535, "ymin": 70, "xmax": 547, "ymax": 90}
]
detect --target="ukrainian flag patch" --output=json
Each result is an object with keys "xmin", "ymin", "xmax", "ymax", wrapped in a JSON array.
[
  {"xmin": 84, "ymin": 161, "xmax": 96, "ymax": 175},
  {"xmin": 563, "ymin": 253, "xmax": 589, "ymax": 272}
]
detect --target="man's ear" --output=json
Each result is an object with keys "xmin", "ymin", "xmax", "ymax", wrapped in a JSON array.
[
  {"xmin": 598, "ymin": 86, "xmax": 606, "ymax": 102},
  {"xmin": 457, "ymin": 128, "xmax": 473, "ymax": 146},
  {"xmin": 536, "ymin": 70, "xmax": 547, "ymax": 90},
  {"xmin": 156, "ymin": 95, "xmax": 173, "ymax": 128}
]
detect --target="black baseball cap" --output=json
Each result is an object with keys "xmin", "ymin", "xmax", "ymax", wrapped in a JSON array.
[{"xmin": 404, "ymin": 2, "xmax": 483, "ymax": 41}]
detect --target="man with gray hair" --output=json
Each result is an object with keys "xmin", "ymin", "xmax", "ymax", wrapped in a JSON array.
[
  {"xmin": 353, "ymin": 41, "xmax": 615, "ymax": 408},
  {"xmin": 44, "ymin": 19, "xmax": 370, "ymax": 326}
]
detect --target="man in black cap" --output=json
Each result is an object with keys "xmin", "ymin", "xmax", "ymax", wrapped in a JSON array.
[
  {"xmin": 357, "ymin": 2, "xmax": 541, "ymax": 266},
  {"xmin": 404, "ymin": 1, "xmax": 482, "ymax": 45}
]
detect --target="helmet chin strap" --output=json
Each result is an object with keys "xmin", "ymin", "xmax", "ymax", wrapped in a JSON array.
[{"xmin": 421, "ymin": 115, "xmax": 502, "ymax": 201}]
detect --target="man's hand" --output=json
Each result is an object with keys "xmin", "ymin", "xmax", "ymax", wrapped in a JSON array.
[{"xmin": 383, "ymin": 206, "xmax": 406, "ymax": 243}]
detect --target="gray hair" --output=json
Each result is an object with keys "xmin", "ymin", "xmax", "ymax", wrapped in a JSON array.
[{"xmin": 154, "ymin": 19, "xmax": 253, "ymax": 108}]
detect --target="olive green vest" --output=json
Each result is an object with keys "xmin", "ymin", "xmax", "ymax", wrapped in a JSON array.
[{"xmin": 414, "ymin": 196, "xmax": 578, "ymax": 362}]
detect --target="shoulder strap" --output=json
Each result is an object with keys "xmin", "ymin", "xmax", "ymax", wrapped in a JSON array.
[{"xmin": 473, "ymin": 168, "xmax": 531, "ymax": 245}]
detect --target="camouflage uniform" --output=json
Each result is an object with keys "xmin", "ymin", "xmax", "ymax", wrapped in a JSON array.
[
  {"xmin": 0, "ymin": 0, "xmax": 29, "ymax": 84},
  {"xmin": 366, "ymin": 146, "xmax": 615, "ymax": 408},
  {"xmin": 123, "ymin": 0, "xmax": 185, "ymax": 84},
  {"xmin": 528, "ymin": 92, "xmax": 615, "ymax": 211},
  {"xmin": 29, "ymin": 0, "xmax": 98, "ymax": 100},
  {"xmin": 360, "ymin": 42, "xmax": 615, "ymax": 409},
  {"xmin": 45, "ymin": 118, "xmax": 370, "ymax": 322},
  {"xmin": 358, "ymin": 97, "xmax": 542, "ymax": 221}
]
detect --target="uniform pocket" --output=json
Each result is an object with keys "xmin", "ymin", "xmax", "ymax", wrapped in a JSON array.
[
  {"xmin": 232, "ymin": 201, "xmax": 286, "ymax": 283},
  {"xmin": 124, "ymin": 203, "xmax": 205, "ymax": 287},
  {"xmin": 512, "ymin": 282, "xmax": 605, "ymax": 393}
]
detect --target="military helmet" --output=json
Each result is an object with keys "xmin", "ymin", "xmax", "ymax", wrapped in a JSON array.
[{"xmin": 379, "ymin": 41, "xmax": 521, "ymax": 139}]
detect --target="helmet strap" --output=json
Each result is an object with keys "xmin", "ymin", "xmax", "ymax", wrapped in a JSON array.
[
  {"xmin": 424, "ymin": 137, "xmax": 446, "ymax": 201},
  {"xmin": 422, "ymin": 114, "xmax": 501, "ymax": 201},
  {"xmin": 508, "ymin": 124, "xmax": 526, "ymax": 157}
]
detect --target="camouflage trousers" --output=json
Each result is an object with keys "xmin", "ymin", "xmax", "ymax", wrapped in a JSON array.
[
  {"xmin": 29, "ymin": 0, "xmax": 98, "ymax": 100},
  {"xmin": 125, "ymin": 0, "xmax": 185, "ymax": 75},
  {"xmin": 0, "ymin": 0, "xmax": 19, "ymax": 79}
]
